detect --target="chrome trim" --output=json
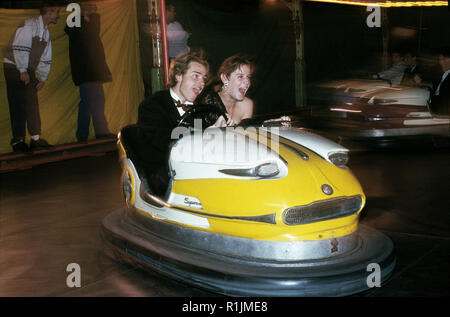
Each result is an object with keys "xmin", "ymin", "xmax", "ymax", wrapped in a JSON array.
[
  {"xmin": 259, "ymin": 130, "xmax": 289, "ymax": 165},
  {"xmin": 170, "ymin": 205, "xmax": 277, "ymax": 224},
  {"xmin": 126, "ymin": 207, "xmax": 359, "ymax": 261},
  {"xmin": 280, "ymin": 142, "xmax": 309, "ymax": 161},
  {"xmin": 139, "ymin": 184, "xmax": 168, "ymax": 208},
  {"xmin": 321, "ymin": 184, "xmax": 334, "ymax": 195},
  {"xmin": 219, "ymin": 167, "xmax": 257, "ymax": 177},
  {"xmin": 219, "ymin": 162, "xmax": 280, "ymax": 178},
  {"xmin": 328, "ymin": 152, "xmax": 349, "ymax": 169},
  {"xmin": 323, "ymin": 125, "xmax": 450, "ymax": 138},
  {"xmin": 122, "ymin": 169, "xmax": 132, "ymax": 206},
  {"xmin": 368, "ymin": 117, "xmax": 389, "ymax": 121},
  {"xmin": 283, "ymin": 195, "xmax": 362, "ymax": 225}
]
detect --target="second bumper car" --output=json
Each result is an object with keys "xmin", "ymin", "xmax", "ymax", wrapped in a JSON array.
[{"xmin": 302, "ymin": 79, "xmax": 449, "ymax": 147}]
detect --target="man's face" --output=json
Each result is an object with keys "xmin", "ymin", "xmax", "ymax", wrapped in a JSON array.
[
  {"xmin": 81, "ymin": 4, "xmax": 97, "ymax": 17},
  {"xmin": 45, "ymin": 7, "xmax": 61, "ymax": 24},
  {"xmin": 174, "ymin": 61, "xmax": 207, "ymax": 103},
  {"xmin": 392, "ymin": 53, "xmax": 402, "ymax": 65},
  {"xmin": 166, "ymin": 5, "xmax": 176, "ymax": 23},
  {"xmin": 439, "ymin": 54, "xmax": 450, "ymax": 71}
]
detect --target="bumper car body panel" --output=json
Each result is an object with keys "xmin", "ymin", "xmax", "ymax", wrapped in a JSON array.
[{"xmin": 103, "ymin": 124, "xmax": 396, "ymax": 296}]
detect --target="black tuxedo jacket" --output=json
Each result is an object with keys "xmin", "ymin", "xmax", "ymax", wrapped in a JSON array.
[
  {"xmin": 431, "ymin": 73, "xmax": 450, "ymax": 116},
  {"xmin": 137, "ymin": 89, "xmax": 181, "ymax": 168}
]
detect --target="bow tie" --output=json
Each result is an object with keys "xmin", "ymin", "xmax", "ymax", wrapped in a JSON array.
[{"xmin": 173, "ymin": 99, "xmax": 192, "ymax": 112}]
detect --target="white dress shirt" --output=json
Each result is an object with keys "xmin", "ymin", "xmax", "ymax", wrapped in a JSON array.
[
  {"xmin": 377, "ymin": 62, "xmax": 408, "ymax": 85},
  {"xmin": 170, "ymin": 88, "xmax": 193, "ymax": 117}
]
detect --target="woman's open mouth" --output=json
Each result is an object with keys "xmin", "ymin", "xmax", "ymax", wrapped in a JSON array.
[{"xmin": 238, "ymin": 87, "xmax": 247, "ymax": 96}]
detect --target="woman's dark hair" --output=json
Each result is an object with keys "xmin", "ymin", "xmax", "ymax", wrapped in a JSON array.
[{"xmin": 218, "ymin": 54, "xmax": 254, "ymax": 82}]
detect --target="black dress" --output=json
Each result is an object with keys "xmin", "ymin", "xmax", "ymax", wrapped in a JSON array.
[{"xmin": 193, "ymin": 84, "xmax": 228, "ymax": 128}]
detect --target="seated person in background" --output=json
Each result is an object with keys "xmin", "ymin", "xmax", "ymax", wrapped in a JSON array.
[
  {"xmin": 373, "ymin": 51, "xmax": 408, "ymax": 85},
  {"xmin": 402, "ymin": 52, "xmax": 424, "ymax": 86},
  {"xmin": 195, "ymin": 54, "xmax": 254, "ymax": 127},
  {"xmin": 430, "ymin": 46, "xmax": 450, "ymax": 116},
  {"xmin": 137, "ymin": 50, "xmax": 209, "ymax": 196}
]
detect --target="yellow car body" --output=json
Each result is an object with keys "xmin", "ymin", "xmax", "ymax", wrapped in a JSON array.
[{"xmin": 103, "ymin": 124, "xmax": 394, "ymax": 296}]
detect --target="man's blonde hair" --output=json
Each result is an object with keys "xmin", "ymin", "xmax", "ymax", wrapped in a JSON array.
[{"xmin": 168, "ymin": 50, "xmax": 210, "ymax": 88}]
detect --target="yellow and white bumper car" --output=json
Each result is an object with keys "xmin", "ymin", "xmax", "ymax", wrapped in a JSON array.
[{"xmin": 102, "ymin": 114, "xmax": 396, "ymax": 296}]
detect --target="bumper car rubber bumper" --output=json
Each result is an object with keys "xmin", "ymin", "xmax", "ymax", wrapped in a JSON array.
[{"xmin": 101, "ymin": 208, "xmax": 396, "ymax": 296}]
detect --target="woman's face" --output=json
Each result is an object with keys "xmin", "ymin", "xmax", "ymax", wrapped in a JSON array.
[{"xmin": 222, "ymin": 64, "xmax": 252, "ymax": 101}]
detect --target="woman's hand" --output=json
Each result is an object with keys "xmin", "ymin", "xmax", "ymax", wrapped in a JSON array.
[
  {"xmin": 212, "ymin": 114, "xmax": 235, "ymax": 127},
  {"xmin": 263, "ymin": 116, "xmax": 291, "ymax": 127}
]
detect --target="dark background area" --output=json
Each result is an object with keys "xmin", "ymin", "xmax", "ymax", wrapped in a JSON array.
[
  {"xmin": 1, "ymin": 0, "xmax": 450, "ymax": 114},
  {"xmin": 137, "ymin": 0, "xmax": 449, "ymax": 114}
]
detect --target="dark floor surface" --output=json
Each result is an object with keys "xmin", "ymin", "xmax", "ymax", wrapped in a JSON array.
[{"xmin": 0, "ymin": 146, "xmax": 449, "ymax": 298}]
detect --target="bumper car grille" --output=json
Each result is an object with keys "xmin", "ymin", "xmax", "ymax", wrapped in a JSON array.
[{"xmin": 283, "ymin": 195, "xmax": 362, "ymax": 225}]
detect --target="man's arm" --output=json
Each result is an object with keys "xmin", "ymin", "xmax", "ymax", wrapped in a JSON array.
[
  {"xmin": 12, "ymin": 25, "xmax": 32, "ymax": 74},
  {"xmin": 137, "ymin": 99, "xmax": 174, "ymax": 157},
  {"xmin": 11, "ymin": 25, "xmax": 33, "ymax": 84}
]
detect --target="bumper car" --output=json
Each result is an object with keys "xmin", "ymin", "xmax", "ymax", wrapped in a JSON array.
[
  {"xmin": 302, "ymin": 79, "xmax": 449, "ymax": 146},
  {"xmin": 101, "ymin": 106, "xmax": 396, "ymax": 296}
]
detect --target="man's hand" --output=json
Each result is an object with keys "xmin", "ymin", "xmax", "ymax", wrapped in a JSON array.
[
  {"xmin": 36, "ymin": 81, "xmax": 45, "ymax": 91},
  {"xmin": 20, "ymin": 72, "xmax": 30, "ymax": 85}
]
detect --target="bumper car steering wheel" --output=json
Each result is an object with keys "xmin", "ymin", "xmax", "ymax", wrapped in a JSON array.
[{"xmin": 177, "ymin": 104, "xmax": 228, "ymax": 128}]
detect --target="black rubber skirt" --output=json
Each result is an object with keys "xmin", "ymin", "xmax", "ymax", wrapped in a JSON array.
[{"xmin": 101, "ymin": 208, "xmax": 396, "ymax": 296}]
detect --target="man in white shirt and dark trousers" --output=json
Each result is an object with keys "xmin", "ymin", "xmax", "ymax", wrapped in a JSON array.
[{"xmin": 2, "ymin": 3, "xmax": 60, "ymax": 153}]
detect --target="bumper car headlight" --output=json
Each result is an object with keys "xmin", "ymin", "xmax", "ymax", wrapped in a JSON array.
[
  {"xmin": 328, "ymin": 152, "xmax": 349, "ymax": 168},
  {"xmin": 219, "ymin": 162, "xmax": 279, "ymax": 178},
  {"xmin": 255, "ymin": 162, "xmax": 279, "ymax": 177}
]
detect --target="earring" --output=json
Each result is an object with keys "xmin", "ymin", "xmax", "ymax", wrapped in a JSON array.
[{"xmin": 223, "ymin": 82, "xmax": 229, "ymax": 90}]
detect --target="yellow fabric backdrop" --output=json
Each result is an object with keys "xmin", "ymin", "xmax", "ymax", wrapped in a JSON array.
[{"xmin": 0, "ymin": 0, "xmax": 144, "ymax": 154}]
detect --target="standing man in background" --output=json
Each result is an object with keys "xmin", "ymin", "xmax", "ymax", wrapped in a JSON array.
[
  {"xmin": 3, "ymin": 2, "xmax": 60, "ymax": 153},
  {"xmin": 65, "ymin": 2, "xmax": 113, "ymax": 143}
]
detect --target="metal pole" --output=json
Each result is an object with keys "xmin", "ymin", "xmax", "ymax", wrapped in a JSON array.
[
  {"xmin": 149, "ymin": 0, "xmax": 163, "ymax": 93},
  {"xmin": 159, "ymin": 0, "xmax": 169, "ymax": 87},
  {"xmin": 417, "ymin": 7, "xmax": 423, "ymax": 55},
  {"xmin": 381, "ymin": 7, "xmax": 390, "ymax": 70},
  {"xmin": 293, "ymin": 0, "xmax": 306, "ymax": 107}
]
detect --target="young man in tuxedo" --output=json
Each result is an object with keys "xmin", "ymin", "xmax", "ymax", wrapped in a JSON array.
[{"xmin": 137, "ymin": 50, "xmax": 209, "ymax": 196}]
